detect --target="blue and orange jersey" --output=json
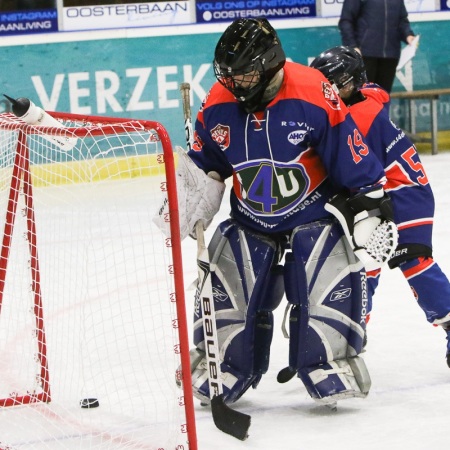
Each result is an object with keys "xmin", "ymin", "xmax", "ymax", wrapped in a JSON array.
[
  {"xmin": 188, "ymin": 62, "xmax": 386, "ymax": 234},
  {"xmin": 349, "ymin": 84, "xmax": 435, "ymax": 248}
]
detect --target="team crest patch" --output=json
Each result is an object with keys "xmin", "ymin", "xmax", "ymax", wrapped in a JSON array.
[
  {"xmin": 322, "ymin": 81, "xmax": 341, "ymax": 110},
  {"xmin": 210, "ymin": 124, "xmax": 230, "ymax": 150}
]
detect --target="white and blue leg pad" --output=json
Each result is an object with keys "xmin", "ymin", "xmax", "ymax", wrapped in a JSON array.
[
  {"xmin": 191, "ymin": 219, "xmax": 284, "ymax": 404},
  {"xmin": 285, "ymin": 219, "xmax": 371, "ymax": 404}
]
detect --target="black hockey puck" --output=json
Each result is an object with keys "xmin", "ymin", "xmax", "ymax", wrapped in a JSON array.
[
  {"xmin": 277, "ymin": 366, "xmax": 297, "ymax": 383},
  {"xmin": 80, "ymin": 398, "xmax": 99, "ymax": 409}
]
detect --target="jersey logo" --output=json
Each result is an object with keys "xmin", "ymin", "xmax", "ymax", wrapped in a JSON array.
[
  {"xmin": 389, "ymin": 118, "xmax": 402, "ymax": 131},
  {"xmin": 321, "ymin": 81, "xmax": 341, "ymax": 110},
  {"xmin": 212, "ymin": 287, "xmax": 229, "ymax": 303},
  {"xmin": 210, "ymin": 123, "xmax": 230, "ymax": 151},
  {"xmin": 287, "ymin": 130, "xmax": 307, "ymax": 145},
  {"xmin": 233, "ymin": 160, "xmax": 309, "ymax": 216},
  {"xmin": 330, "ymin": 288, "xmax": 352, "ymax": 302}
]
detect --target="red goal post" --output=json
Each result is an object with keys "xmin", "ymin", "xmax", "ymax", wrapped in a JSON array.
[{"xmin": 0, "ymin": 111, "xmax": 197, "ymax": 449}]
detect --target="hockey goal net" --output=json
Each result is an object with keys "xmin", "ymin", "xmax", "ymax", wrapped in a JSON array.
[{"xmin": 0, "ymin": 111, "xmax": 197, "ymax": 449}]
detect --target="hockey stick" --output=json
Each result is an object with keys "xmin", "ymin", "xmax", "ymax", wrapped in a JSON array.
[
  {"xmin": 180, "ymin": 82, "xmax": 194, "ymax": 153},
  {"xmin": 179, "ymin": 82, "xmax": 251, "ymax": 441}
]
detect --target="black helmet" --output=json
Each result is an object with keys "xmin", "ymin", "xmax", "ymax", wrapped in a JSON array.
[
  {"xmin": 310, "ymin": 46, "xmax": 367, "ymax": 91},
  {"xmin": 213, "ymin": 18, "xmax": 286, "ymax": 113}
]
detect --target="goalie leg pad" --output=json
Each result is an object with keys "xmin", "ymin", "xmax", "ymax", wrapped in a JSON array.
[
  {"xmin": 192, "ymin": 219, "xmax": 284, "ymax": 403},
  {"xmin": 285, "ymin": 220, "xmax": 371, "ymax": 403}
]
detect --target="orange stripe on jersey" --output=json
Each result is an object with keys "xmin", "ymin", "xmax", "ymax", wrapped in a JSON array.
[
  {"xmin": 348, "ymin": 91, "xmax": 385, "ymax": 137},
  {"xmin": 397, "ymin": 218, "xmax": 434, "ymax": 230},
  {"xmin": 366, "ymin": 268, "xmax": 381, "ymax": 278},
  {"xmin": 361, "ymin": 85, "xmax": 390, "ymax": 103},
  {"xmin": 232, "ymin": 172, "xmax": 242, "ymax": 201},
  {"xmin": 192, "ymin": 130, "xmax": 204, "ymax": 152},
  {"xmin": 402, "ymin": 256, "xmax": 435, "ymax": 279},
  {"xmin": 384, "ymin": 161, "xmax": 416, "ymax": 191},
  {"xmin": 297, "ymin": 147, "xmax": 327, "ymax": 194}
]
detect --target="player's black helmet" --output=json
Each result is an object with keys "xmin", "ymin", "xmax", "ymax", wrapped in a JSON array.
[
  {"xmin": 213, "ymin": 18, "xmax": 286, "ymax": 113},
  {"xmin": 310, "ymin": 46, "xmax": 367, "ymax": 91}
]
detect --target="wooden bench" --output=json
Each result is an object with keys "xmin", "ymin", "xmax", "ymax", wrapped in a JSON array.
[{"xmin": 390, "ymin": 88, "xmax": 450, "ymax": 155}]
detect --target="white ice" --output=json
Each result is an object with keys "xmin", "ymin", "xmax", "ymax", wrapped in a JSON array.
[{"xmin": 185, "ymin": 152, "xmax": 450, "ymax": 450}]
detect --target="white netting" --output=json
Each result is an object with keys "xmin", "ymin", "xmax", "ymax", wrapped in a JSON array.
[{"xmin": 0, "ymin": 113, "xmax": 194, "ymax": 449}]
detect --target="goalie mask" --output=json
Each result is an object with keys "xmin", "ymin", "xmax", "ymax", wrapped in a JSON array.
[
  {"xmin": 310, "ymin": 46, "xmax": 367, "ymax": 104},
  {"xmin": 213, "ymin": 18, "xmax": 286, "ymax": 113}
]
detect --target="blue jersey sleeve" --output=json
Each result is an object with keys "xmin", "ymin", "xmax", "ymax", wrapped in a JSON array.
[
  {"xmin": 187, "ymin": 92, "xmax": 234, "ymax": 180},
  {"xmin": 306, "ymin": 95, "xmax": 386, "ymax": 195}
]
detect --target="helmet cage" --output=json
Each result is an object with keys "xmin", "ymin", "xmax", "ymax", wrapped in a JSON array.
[
  {"xmin": 214, "ymin": 58, "xmax": 266, "ymax": 102},
  {"xmin": 213, "ymin": 18, "xmax": 285, "ymax": 111}
]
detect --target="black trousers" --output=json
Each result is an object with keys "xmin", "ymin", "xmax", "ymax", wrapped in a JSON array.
[{"xmin": 362, "ymin": 56, "xmax": 399, "ymax": 93}]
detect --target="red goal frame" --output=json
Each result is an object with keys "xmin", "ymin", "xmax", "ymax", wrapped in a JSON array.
[{"xmin": 0, "ymin": 112, "xmax": 197, "ymax": 449}]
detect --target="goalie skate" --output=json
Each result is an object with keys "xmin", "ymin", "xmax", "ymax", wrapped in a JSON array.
[
  {"xmin": 432, "ymin": 314, "xmax": 450, "ymax": 369},
  {"xmin": 299, "ymin": 357, "xmax": 371, "ymax": 406},
  {"xmin": 176, "ymin": 348, "xmax": 256, "ymax": 405},
  {"xmin": 444, "ymin": 322, "xmax": 450, "ymax": 368}
]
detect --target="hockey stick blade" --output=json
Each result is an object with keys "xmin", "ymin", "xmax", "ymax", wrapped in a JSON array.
[{"xmin": 211, "ymin": 394, "xmax": 251, "ymax": 441}]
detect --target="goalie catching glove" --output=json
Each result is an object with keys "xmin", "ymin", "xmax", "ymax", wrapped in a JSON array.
[
  {"xmin": 324, "ymin": 189, "xmax": 398, "ymax": 271},
  {"xmin": 153, "ymin": 146, "xmax": 226, "ymax": 240}
]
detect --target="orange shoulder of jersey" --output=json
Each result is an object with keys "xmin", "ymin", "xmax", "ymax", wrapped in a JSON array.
[
  {"xmin": 273, "ymin": 62, "xmax": 349, "ymax": 126},
  {"xmin": 198, "ymin": 62, "xmax": 349, "ymax": 127},
  {"xmin": 348, "ymin": 88, "xmax": 387, "ymax": 136},
  {"xmin": 360, "ymin": 85, "xmax": 390, "ymax": 105},
  {"xmin": 196, "ymin": 82, "xmax": 236, "ymax": 127}
]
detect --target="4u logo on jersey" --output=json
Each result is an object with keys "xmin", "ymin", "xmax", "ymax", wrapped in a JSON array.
[{"xmin": 234, "ymin": 160, "xmax": 309, "ymax": 216}]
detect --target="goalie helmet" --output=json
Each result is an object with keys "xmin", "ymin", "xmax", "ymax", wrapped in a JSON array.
[
  {"xmin": 310, "ymin": 46, "xmax": 367, "ymax": 97},
  {"xmin": 213, "ymin": 18, "xmax": 286, "ymax": 113}
]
